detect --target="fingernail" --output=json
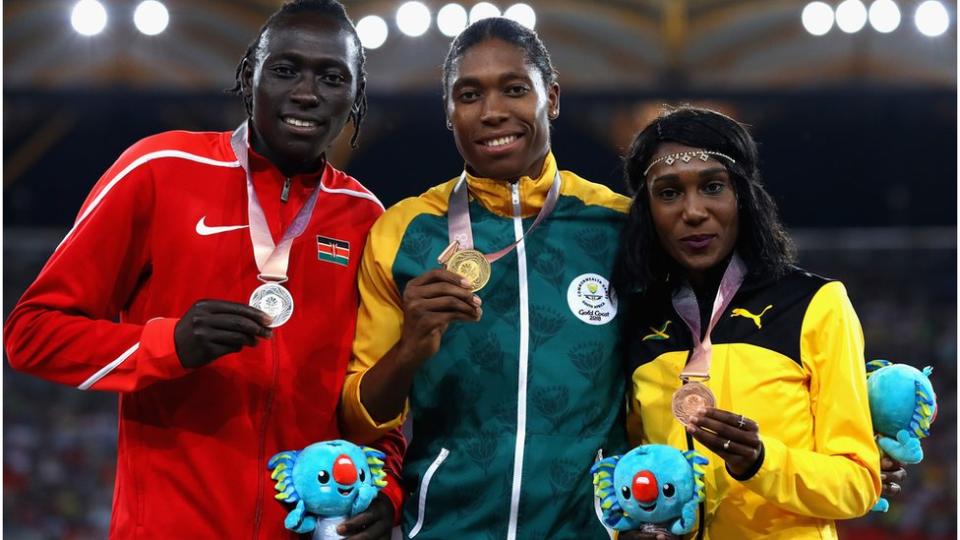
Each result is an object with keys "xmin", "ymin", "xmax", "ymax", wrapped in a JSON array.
[
  {"xmin": 461, "ymin": 279, "xmax": 472, "ymax": 288},
  {"xmin": 472, "ymin": 295, "xmax": 482, "ymax": 306}
]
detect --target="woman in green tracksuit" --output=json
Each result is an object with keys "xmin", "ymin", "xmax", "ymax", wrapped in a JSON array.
[{"xmin": 339, "ymin": 17, "xmax": 629, "ymax": 539}]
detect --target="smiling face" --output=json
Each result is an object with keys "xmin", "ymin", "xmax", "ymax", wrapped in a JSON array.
[
  {"xmin": 614, "ymin": 446, "xmax": 691, "ymax": 524},
  {"xmin": 295, "ymin": 444, "xmax": 369, "ymax": 516},
  {"xmin": 446, "ymin": 38, "xmax": 558, "ymax": 181},
  {"xmin": 242, "ymin": 13, "xmax": 359, "ymax": 176},
  {"xmin": 646, "ymin": 142, "xmax": 740, "ymax": 285}
]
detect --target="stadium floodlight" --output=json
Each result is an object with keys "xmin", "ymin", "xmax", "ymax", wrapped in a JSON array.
[
  {"xmin": 134, "ymin": 1, "xmax": 169, "ymax": 36},
  {"xmin": 469, "ymin": 2, "xmax": 501, "ymax": 24},
  {"xmin": 397, "ymin": 1, "xmax": 432, "ymax": 38},
  {"xmin": 868, "ymin": 0, "xmax": 901, "ymax": 33},
  {"xmin": 437, "ymin": 4, "xmax": 468, "ymax": 37},
  {"xmin": 357, "ymin": 15, "xmax": 388, "ymax": 49},
  {"xmin": 802, "ymin": 2, "xmax": 834, "ymax": 35},
  {"xmin": 836, "ymin": 0, "xmax": 868, "ymax": 33},
  {"xmin": 504, "ymin": 3, "xmax": 536, "ymax": 29},
  {"xmin": 915, "ymin": 0, "xmax": 950, "ymax": 37},
  {"xmin": 71, "ymin": 0, "xmax": 108, "ymax": 36}
]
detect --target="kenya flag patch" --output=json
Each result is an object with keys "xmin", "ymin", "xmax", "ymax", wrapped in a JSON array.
[{"xmin": 317, "ymin": 235, "xmax": 350, "ymax": 266}]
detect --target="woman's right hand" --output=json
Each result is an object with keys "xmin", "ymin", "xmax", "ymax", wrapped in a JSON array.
[{"xmin": 398, "ymin": 269, "xmax": 482, "ymax": 363}]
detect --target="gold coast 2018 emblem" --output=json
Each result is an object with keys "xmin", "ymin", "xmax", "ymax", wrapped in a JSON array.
[{"xmin": 446, "ymin": 249, "xmax": 491, "ymax": 292}]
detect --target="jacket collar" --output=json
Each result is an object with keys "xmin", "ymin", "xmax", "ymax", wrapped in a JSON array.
[{"xmin": 461, "ymin": 152, "xmax": 558, "ymax": 218}]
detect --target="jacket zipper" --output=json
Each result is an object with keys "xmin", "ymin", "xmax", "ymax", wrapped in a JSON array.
[
  {"xmin": 506, "ymin": 182, "xmax": 529, "ymax": 540},
  {"xmin": 409, "ymin": 448, "xmax": 450, "ymax": 538},
  {"xmin": 252, "ymin": 336, "xmax": 281, "ymax": 539}
]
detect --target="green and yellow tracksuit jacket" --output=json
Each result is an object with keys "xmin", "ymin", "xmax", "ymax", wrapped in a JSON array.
[
  {"xmin": 341, "ymin": 153, "xmax": 630, "ymax": 539},
  {"xmin": 623, "ymin": 269, "xmax": 882, "ymax": 539}
]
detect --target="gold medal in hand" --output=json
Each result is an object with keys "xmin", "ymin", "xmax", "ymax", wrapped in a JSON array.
[{"xmin": 444, "ymin": 249, "xmax": 491, "ymax": 292}]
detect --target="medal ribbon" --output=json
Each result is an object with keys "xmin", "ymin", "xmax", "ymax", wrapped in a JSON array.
[
  {"xmin": 671, "ymin": 253, "xmax": 746, "ymax": 380},
  {"xmin": 230, "ymin": 123, "xmax": 322, "ymax": 284},
  {"xmin": 447, "ymin": 169, "xmax": 561, "ymax": 262}
]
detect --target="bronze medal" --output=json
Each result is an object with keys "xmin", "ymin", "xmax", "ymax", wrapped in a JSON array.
[
  {"xmin": 445, "ymin": 249, "xmax": 491, "ymax": 292},
  {"xmin": 671, "ymin": 381, "xmax": 716, "ymax": 427}
]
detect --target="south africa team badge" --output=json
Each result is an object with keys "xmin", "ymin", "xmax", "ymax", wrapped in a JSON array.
[{"xmin": 567, "ymin": 273, "xmax": 617, "ymax": 325}]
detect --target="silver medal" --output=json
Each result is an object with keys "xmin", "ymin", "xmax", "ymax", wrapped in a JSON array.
[{"xmin": 249, "ymin": 282, "xmax": 294, "ymax": 328}]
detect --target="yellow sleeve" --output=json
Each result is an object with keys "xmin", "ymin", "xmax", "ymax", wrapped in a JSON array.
[
  {"xmin": 740, "ymin": 281, "xmax": 881, "ymax": 518},
  {"xmin": 339, "ymin": 213, "xmax": 410, "ymax": 443}
]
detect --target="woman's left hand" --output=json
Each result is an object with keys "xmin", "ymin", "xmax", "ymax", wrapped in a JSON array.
[
  {"xmin": 880, "ymin": 456, "xmax": 907, "ymax": 497},
  {"xmin": 687, "ymin": 407, "xmax": 763, "ymax": 477},
  {"xmin": 338, "ymin": 493, "xmax": 393, "ymax": 540}
]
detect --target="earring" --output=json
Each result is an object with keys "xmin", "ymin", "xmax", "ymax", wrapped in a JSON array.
[
  {"xmin": 549, "ymin": 110, "xmax": 558, "ymax": 119},
  {"xmin": 446, "ymin": 120, "xmax": 453, "ymax": 130}
]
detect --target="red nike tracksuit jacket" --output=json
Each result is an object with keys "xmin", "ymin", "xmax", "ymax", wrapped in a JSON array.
[{"xmin": 4, "ymin": 127, "xmax": 405, "ymax": 538}]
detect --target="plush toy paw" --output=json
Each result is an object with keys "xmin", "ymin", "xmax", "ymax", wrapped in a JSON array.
[
  {"xmin": 878, "ymin": 431, "xmax": 923, "ymax": 464},
  {"xmin": 872, "ymin": 497, "xmax": 890, "ymax": 513}
]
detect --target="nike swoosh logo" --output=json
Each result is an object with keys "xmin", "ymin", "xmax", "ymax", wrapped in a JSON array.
[{"xmin": 195, "ymin": 217, "xmax": 249, "ymax": 236}]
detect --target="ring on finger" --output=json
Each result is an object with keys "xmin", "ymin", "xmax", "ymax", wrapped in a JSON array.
[
  {"xmin": 737, "ymin": 415, "xmax": 746, "ymax": 428},
  {"xmin": 723, "ymin": 439, "xmax": 731, "ymax": 450}
]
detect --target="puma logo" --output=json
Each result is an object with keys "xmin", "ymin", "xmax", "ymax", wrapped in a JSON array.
[
  {"xmin": 642, "ymin": 320, "xmax": 672, "ymax": 341},
  {"xmin": 731, "ymin": 305, "xmax": 773, "ymax": 329}
]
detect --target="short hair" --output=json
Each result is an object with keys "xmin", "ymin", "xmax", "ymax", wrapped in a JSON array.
[
  {"xmin": 613, "ymin": 106, "xmax": 796, "ymax": 294},
  {"xmin": 442, "ymin": 17, "xmax": 557, "ymax": 103},
  {"xmin": 227, "ymin": 0, "xmax": 367, "ymax": 148}
]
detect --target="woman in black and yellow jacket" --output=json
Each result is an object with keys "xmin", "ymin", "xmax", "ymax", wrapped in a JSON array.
[{"xmin": 613, "ymin": 107, "xmax": 882, "ymax": 539}]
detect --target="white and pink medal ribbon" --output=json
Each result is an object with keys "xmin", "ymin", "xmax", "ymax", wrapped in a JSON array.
[
  {"xmin": 670, "ymin": 253, "xmax": 747, "ymax": 425},
  {"xmin": 230, "ymin": 123, "xmax": 322, "ymax": 327},
  {"xmin": 441, "ymin": 170, "xmax": 561, "ymax": 291}
]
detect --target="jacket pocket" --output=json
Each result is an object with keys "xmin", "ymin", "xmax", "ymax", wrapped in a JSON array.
[{"xmin": 408, "ymin": 448, "xmax": 450, "ymax": 538}]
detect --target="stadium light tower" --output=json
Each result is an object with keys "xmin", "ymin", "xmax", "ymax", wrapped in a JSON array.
[
  {"xmin": 469, "ymin": 2, "xmax": 501, "ymax": 24},
  {"xmin": 397, "ymin": 1, "xmax": 432, "ymax": 37},
  {"xmin": 836, "ymin": 0, "xmax": 868, "ymax": 33},
  {"xmin": 71, "ymin": 0, "xmax": 108, "ymax": 36},
  {"xmin": 802, "ymin": 2, "xmax": 835, "ymax": 36},
  {"xmin": 868, "ymin": 0, "xmax": 901, "ymax": 33},
  {"xmin": 357, "ymin": 15, "xmax": 388, "ymax": 49},
  {"xmin": 437, "ymin": 3, "xmax": 468, "ymax": 37},
  {"xmin": 915, "ymin": 0, "xmax": 950, "ymax": 37},
  {"xmin": 134, "ymin": 1, "xmax": 170, "ymax": 36},
  {"xmin": 504, "ymin": 3, "xmax": 536, "ymax": 29}
]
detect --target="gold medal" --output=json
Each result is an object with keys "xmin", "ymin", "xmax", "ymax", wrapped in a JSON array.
[
  {"xmin": 671, "ymin": 381, "xmax": 716, "ymax": 427},
  {"xmin": 445, "ymin": 249, "xmax": 491, "ymax": 292}
]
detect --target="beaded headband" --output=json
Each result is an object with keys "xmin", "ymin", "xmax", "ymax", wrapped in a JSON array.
[{"xmin": 643, "ymin": 150, "xmax": 736, "ymax": 177}]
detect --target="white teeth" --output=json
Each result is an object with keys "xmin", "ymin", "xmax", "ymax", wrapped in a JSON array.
[
  {"xmin": 283, "ymin": 117, "xmax": 317, "ymax": 128},
  {"xmin": 484, "ymin": 135, "xmax": 518, "ymax": 147}
]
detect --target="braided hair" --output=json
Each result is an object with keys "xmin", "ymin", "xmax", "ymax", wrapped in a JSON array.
[{"xmin": 227, "ymin": 0, "xmax": 367, "ymax": 148}]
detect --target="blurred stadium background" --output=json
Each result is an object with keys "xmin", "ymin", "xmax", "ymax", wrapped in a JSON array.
[{"xmin": 4, "ymin": 0, "xmax": 956, "ymax": 538}]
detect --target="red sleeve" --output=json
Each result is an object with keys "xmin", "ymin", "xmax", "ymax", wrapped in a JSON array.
[
  {"xmin": 366, "ymin": 427, "xmax": 407, "ymax": 524},
  {"xmin": 3, "ymin": 139, "xmax": 189, "ymax": 392}
]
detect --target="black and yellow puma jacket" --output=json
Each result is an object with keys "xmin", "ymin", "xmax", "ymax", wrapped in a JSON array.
[{"xmin": 623, "ymin": 268, "xmax": 881, "ymax": 539}]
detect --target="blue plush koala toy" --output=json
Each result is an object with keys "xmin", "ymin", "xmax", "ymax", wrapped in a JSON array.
[
  {"xmin": 267, "ymin": 440, "xmax": 386, "ymax": 534},
  {"xmin": 865, "ymin": 359, "xmax": 937, "ymax": 512},
  {"xmin": 592, "ymin": 444, "xmax": 708, "ymax": 535}
]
